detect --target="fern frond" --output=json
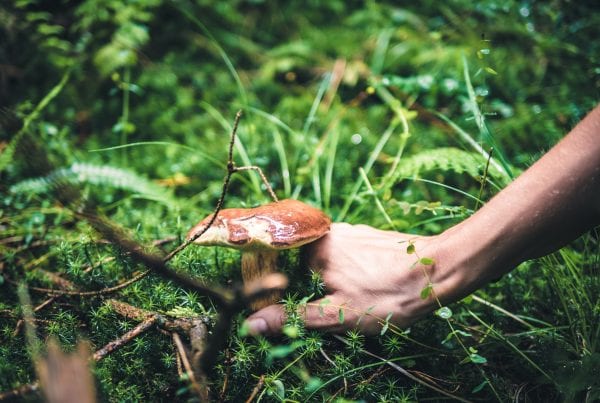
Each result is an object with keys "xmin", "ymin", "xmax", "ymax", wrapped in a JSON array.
[
  {"xmin": 10, "ymin": 163, "xmax": 178, "ymax": 206},
  {"xmin": 387, "ymin": 147, "xmax": 509, "ymax": 182}
]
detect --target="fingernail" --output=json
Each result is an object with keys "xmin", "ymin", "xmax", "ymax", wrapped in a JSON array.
[{"xmin": 246, "ymin": 318, "xmax": 268, "ymax": 335}]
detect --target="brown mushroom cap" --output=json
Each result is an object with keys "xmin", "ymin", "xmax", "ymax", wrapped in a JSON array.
[{"xmin": 188, "ymin": 199, "xmax": 331, "ymax": 250}]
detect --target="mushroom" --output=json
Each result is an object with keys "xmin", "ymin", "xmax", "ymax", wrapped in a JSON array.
[{"xmin": 187, "ymin": 199, "xmax": 331, "ymax": 310}]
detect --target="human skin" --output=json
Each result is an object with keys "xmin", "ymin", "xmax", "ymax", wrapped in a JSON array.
[{"xmin": 246, "ymin": 104, "xmax": 600, "ymax": 335}]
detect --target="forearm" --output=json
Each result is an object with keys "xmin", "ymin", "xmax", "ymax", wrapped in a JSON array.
[
  {"xmin": 435, "ymin": 105, "xmax": 600, "ymax": 302},
  {"xmin": 246, "ymin": 106, "xmax": 599, "ymax": 335}
]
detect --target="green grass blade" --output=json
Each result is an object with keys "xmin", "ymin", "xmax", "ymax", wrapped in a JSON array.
[
  {"xmin": 89, "ymin": 141, "xmax": 225, "ymax": 169},
  {"xmin": 337, "ymin": 120, "xmax": 399, "ymax": 221},
  {"xmin": 462, "ymin": 55, "xmax": 513, "ymax": 179},
  {"xmin": 359, "ymin": 167, "xmax": 397, "ymax": 230},
  {"xmin": 323, "ymin": 127, "xmax": 339, "ymax": 210},
  {"xmin": 0, "ymin": 69, "xmax": 71, "ymax": 173},
  {"xmin": 174, "ymin": 3, "xmax": 248, "ymax": 106}
]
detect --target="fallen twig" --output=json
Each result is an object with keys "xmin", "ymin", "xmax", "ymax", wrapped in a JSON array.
[
  {"xmin": 244, "ymin": 374, "xmax": 265, "ymax": 403},
  {"xmin": 333, "ymin": 334, "xmax": 472, "ymax": 403},
  {"xmin": 93, "ymin": 315, "xmax": 159, "ymax": 361},
  {"xmin": 173, "ymin": 332, "xmax": 208, "ymax": 401}
]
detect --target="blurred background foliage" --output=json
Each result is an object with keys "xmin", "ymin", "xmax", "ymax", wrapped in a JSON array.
[{"xmin": 1, "ymin": 0, "xmax": 599, "ymax": 401}]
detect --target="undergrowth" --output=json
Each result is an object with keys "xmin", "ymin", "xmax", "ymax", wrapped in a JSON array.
[{"xmin": 1, "ymin": 0, "xmax": 599, "ymax": 401}]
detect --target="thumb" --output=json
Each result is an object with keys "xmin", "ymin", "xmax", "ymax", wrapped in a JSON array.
[
  {"xmin": 244, "ymin": 304, "xmax": 286, "ymax": 335},
  {"xmin": 245, "ymin": 294, "xmax": 347, "ymax": 335}
]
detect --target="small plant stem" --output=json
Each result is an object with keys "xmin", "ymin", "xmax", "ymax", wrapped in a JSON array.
[
  {"xmin": 359, "ymin": 167, "xmax": 397, "ymax": 230},
  {"xmin": 462, "ymin": 56, "xmax": 513, "ymax": 179},
  {"xmin": 120, "ymin": 66, "xmax": 131, "ymax": 165},
  {"xmin": 474, "ymin": 147, "xmax": 493, "ymax": 211},
  {"xmin": 337, "ymin": 119, "xmax": 398, "ymax": 221},
  {"xmin": 333, "ymin": 334, "xmax": 472, "ymax": 402},
  {"xmin": 234, "ymin": 166, "xmax": 278, "ymax": 202},
  {"xmin": 467, "ymin": 309, "xmax": 555, "ymax": 384},
  {"xmin": 471, "ymin": 294, "xmax": 534, "ymax": 329},
  {"xmin": 409, "ymin": 245, "xmax": 504, "ymax": 402}
]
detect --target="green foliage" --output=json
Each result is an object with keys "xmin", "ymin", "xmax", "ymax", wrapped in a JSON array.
[
  {"xmin": 1, "ymin": 0, "xmax": 598, "ymax": 401},
  {"xmin": 10, "ymin": 162, "xmax": 177, "ymax": 206}
]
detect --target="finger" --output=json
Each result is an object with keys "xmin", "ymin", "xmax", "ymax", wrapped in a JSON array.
[
  {"xmin": 244, "ymin": 294, "xmax": 351, "ymax": 335},
  {"xmin": 244, "ymin": 304, "xmax": 286, "ymax": 335},
  {"xmin": 301, "ymin": 294, "xmax": 352, "ymax": 332}
]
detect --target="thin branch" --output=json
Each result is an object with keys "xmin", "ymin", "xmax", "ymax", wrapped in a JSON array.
[
  {"xmin": 173, "ymin": 332, "xmax": 207, "ymax": 401},
  {"xmin": 92, "ymin": 315, "xmax": 158, "ymax": 361},
  {"xmin": 76, "ymin": 210, "xmax": 234, "ymax": 307},
  {"xmin": 163, "ymin": 111, "xmax": 242, "ymax": 261},
  {"xmin": 244, "ymin": 374, "xmax": 265, "ymax": 403},
  {"xmin": 234, "ymin": 166, "xmax": 278, "ymax": 202},
  {"xmin": 333, "ymin": 335, "xmax": 472, "ymax": 403},
  {"xmin": 167, "ymin": 109, "xmax": 279, "ymax": 260},
  {"xmin": 0, "ymin": 383, "xmax": 40, "ymax": 401},
  {"xmin": 13, "ymin": 296, "xmax": 57, "ymax": 337}
]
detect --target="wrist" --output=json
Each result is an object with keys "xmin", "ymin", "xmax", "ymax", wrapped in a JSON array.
[{"xmin": 428, "ymin": 222, "xmax": 516, "ymax": 307}]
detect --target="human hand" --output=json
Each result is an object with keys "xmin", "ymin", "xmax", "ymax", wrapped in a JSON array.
[{"xmin": 244, "ymin": 223, "xmax": 449, "ymax": 335}]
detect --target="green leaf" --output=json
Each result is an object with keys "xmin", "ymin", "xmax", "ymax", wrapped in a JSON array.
[
  {"xmin": 435, "ymin": 306, "xmax": 452, "ymax": 319},
  {"xmin": 470, "ymin": 353, "xmax": 488, "ymax": 364},
  {"xmin": 283, "ymin": 325, "xmax": 299, "ymax": 339},
  {"xmin": 454, "ymin": 330, "xmax": 472, "ymax": 338},
  {"xmin": 338, "ymin": 308, "xmax": 345, "ymax": 324},
  {"xmin": 406, "ymin": 243, "xmax": 415, "ymax": 254},
  {"xmin": 420, "ymin": 284, "xmax": 433, "ymax": 299},
  {"xmin": 271, "ymin": 379, "xmax": 285, "ymax": 399},
  {"xmin": 298, "ymin": 293, "xmax": 315, "ymax": 305},
  {"xmin": 318, "ymin": 299, "xmax": 330, "ymax": 317},
  {"xmin": 380, "ymin": 312, "xmax": 393, "ymax": 336},
  {"xmin": 472, "ymin": 380, "xmax": 488, "ymax": 393},
  {"xmin": 267, "ymin": 341, "xmax": 303, "ymax": 361},
  {"xmin": 304, "ymin": 377, "xmax": 323, "ymax": 392},
  {"xmin": 420, "ymin": 257, "xmax": 435, "ymax": 265}
]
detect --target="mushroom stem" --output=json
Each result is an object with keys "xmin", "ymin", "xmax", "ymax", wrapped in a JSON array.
[{"xmin": 241, "ymin": 250, "xmax": 281, "ymax": 311}]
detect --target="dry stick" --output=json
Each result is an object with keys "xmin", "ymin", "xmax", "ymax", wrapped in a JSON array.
[
  {"xmin": 106, "ymin": 298, "xmax": 210, "ymax": 400},
  {"xmin": 25, "ymin": 270, "xmax": 152, "ymax": 297},
  {"xmin": 93, "ymin": 315, "xmax": 159, "ymax": 361},
  {"xmin": 0, "ymin": 383, "xmax": 40, "ymax": 401},
  {"xmin": 5, "ymin": 111, "xmax": 282, "ymax": 400},
  {"xmin": 165, "ymin": 110, "xmax": 244, "ymax": 261},
  {"xmin": 2, "ymin": 314, "xmax": 159, "ymax": 401},
  {"xmin": 219, "ymin": 350, "xmax": 232, "ymax": 402},
  {"xmin": 13, "ymin": 296, "xmax": 56, "ymax": 337},
  {"xmin": 244, "ymin": 374, "xmax": 265, "ymax": 403},
  {"xmin": 234, "ymin": 165, "xmax": 278, "ymax": 202},
  {"xmin": 332, "ymin": 335, "xmax": 472, "ymax": 403},
  {"xmin": 172, "ymin": 332, "xmax": 207, "ymax": 401},
  {"xmin": 165, "ymin": 109, "xmax": 278, "ymax": 260}
]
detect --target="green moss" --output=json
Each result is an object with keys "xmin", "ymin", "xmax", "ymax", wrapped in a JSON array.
[{"xmin": 1, "ymin": 0, "xmax": 598, "ymax": 400}]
